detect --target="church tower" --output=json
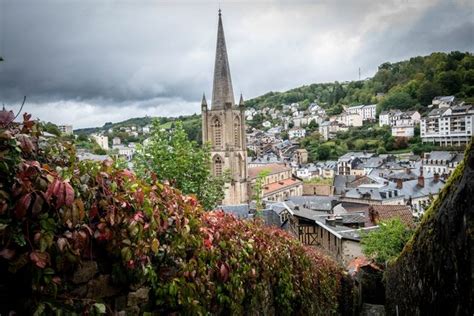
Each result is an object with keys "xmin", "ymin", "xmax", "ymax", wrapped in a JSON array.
[{"xmin": 202, "ymin": 10, "xmax": 248, "ymax": 205}]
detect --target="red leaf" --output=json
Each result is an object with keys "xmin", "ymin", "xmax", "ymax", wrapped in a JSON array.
[
  {"xmin": 0, "ymin": 108, "xmax": 14, "ymax": 126},
  {"xmin": 30, "ymin": 251, "xmax": 49, "ymax": 269},
  {"xmin": 15, "ymin": 193, "xmax": 32, "ymax": 219},
  {"xmin": 57, "ymin": 237, "xmax": 68, "ymax": 252},
  {"xmin": 89, "ymin": 204, "xmax": 98, "ymax": 218},
  {"xmin": 219, "ymin": 263, "xmax": 229, "ymax": 282},
  {"xmin": 0, "ymin": 248, "xmax": 15, "ymax": 260},
  {"xmin": 31, "ymin": 192, "xmax": 44, "ymax": 216},
  {"xmin": 63, "ymin": 182, "xmax": 74, "ymax": 207}
]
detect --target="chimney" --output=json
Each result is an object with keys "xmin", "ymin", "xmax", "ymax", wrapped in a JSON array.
[
  {"xmin": 417, "ymin": 166, "xmax": 425, "ymax": 187},
  {"xmin": 326, "ymin": 217, "xmax": 336, "ymax": 227},
  {"xmin": 396, "ymin": 178, "xmax": 403, "ymax": 189},
  {"xmin": 434, "ymin": 173, "xmax": 440, "ymax": 182}
]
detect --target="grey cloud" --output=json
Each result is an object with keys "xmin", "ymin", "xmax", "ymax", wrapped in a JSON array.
[{"xmin": 0, "ymin": 0, "xmax": 472, "ymax": 128}]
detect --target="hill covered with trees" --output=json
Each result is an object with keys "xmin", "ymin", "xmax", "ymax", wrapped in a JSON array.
[{"xmin": 245, "ymin": 51, "xmax": 474, "ymax": 114}]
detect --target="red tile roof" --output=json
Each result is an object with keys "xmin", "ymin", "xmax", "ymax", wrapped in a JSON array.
[
  {"xmin": 263, "ymin": 178, "xmax": 302, "ymax": 195},
  {"xmin": 368, "ymin": 205, "xmax": 414, "ymax": 228}
]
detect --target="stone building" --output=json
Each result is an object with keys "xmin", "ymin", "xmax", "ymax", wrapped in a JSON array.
[{"xmin": 201, "ymin": 10, "xmax": 248, "ymax": 205}]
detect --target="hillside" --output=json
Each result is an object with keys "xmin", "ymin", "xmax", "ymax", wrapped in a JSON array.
[
  {"xmin": 72, "ymin": 51, "xmax": 473, "ymax": 155},
  {"xmin": 245, "ymin": 51, "xmax": 474, "ymax": 114}
]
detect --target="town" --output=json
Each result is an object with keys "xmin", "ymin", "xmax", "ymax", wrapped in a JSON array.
[{"xmin": 1, "ymin": 3, "xmax": 472, "ymax": 315}]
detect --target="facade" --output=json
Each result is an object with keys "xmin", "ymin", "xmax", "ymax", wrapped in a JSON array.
[
  {"xmin": 319, "ymin": 121, "xmax": 348, "ymax": 141},
  {"xmin": 346, "ymin": 104, "xmax": 376, "ymax": 121},
  {"xmin": 422, "ymin": 151, "xmax": 464, "ymax": 176},
  {"xmin": 421, "ymin": 105, "xmax": 473, "ymax": 146},
  {"xmin": 391, "ymin": 125, "xmax": 415, "ymax": 138},
  {"xmin": 288, "ymin": 127, "xmax": 306, "ymax": 139},
  {"xmin": 91, "ymin": 134, "xmax": 109, "ymax": 150},
  {"xmin": 58, "ymin": 125, "xmax": 73, "ymax": 135},
  {"xmin": 201, "ymin": 10, "xmax": 248, "ymax": 205},
  {"xmin": 248, "ymin": 164, "xmax": 303, "ymax": 202},
  {"xmin": 336, "ymin": 112, "xmax": 363, "ymax": 127},
  {"xmin": 379, "ymin": 110, "xmax": 420, "ymax": 127},
  {"xmin": 294, "ymin": 148, "xmax": 308, "ymax": 164}
]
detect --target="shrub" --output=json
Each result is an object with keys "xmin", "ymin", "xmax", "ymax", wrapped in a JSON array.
[{"xmin": 0, "ymin": 114, "xmax": 351, "ymax": 314}]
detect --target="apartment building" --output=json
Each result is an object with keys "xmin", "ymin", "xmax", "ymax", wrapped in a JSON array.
[
  {"xmin": 421, "ymin": 105, "xmax": 473, "ymax": 146},
  {"xmin": 346, "ymin": 104, "xmax": 377, "ymax": 121}
]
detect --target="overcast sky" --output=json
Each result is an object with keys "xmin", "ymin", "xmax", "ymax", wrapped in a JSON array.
[{"xmin": 0, "ymin": 0, "xmax": 473, "ymax": 128}]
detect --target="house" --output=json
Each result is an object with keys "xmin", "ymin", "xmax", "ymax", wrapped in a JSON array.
[
  {"xmin": 112, "ymin": 144, "xmax": 135, "ymax": 161},
  {"xmin": 422, "ymin": 151, "xmax": 464, "ymax": 177},
  {"xmin": 262, "ymin": 121, "xmax": 272, "ymax": 128},
  {"xmin": 336, "ymin": 112, "xmax": 363, "ymax": 127},
  {"xmin": 319, "ymin": 121, "xmax": 348, "ymax": 141},
  {"xmin": 294, "ymin": 148, "xmax": 308, "ymax": 164},
  {"xmin": 432, "ymin": 95, "xmax": 455, "ymax": 108},
  {"xmin": 112, "ymin": 137, "xmax": 121, "ymax": 145},
  {"xmin": 58, "ymin": 125, "xmax": 73, "ymax": 135},
  {"xmin": 387, "ymin": 173, "xmax": 445, "ymax": 216},
  {"xmin": 337, "ymin": 152, "xmax": 374, "ymax": 175},
  {"xmin": 248, "ymin": 164, "xmax": 303, "ymax": 202},
  {"xmin": 391, "ymin": 125, "xmax": 415, "ymax": 138},
  {"xmin": 379, "ymin": 109, "xmax": 420, "ymax": 127},
  {"xmin": 341, "ymin": 187, "xmax": 405, "ymax": 206},
  {"xmin": 91, "ymin": 134, "xmax": 109, "ymax": 150},
  {"xmin": 288, "ymin": 127, "xmax": 306, "ymax": 139},
  {"xmin": 421, "ymin": 105, "xmax": 473, "ymax": 146},
  {"xmin": 346, "ymin": 104, "xmax": 377, "ymax": 121}
]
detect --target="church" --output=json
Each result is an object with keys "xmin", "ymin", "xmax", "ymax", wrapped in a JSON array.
[{"xmin": 201, "ymin": 10, "xmax": 249, "ymax": 205}]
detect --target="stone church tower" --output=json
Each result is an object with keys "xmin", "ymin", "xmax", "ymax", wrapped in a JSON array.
[{"xmin": 202, "ymin": 10, "xmax": 248, "ymax": 205}]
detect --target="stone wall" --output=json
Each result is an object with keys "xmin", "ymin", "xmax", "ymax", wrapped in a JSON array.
[
  {"xmin": 384, "ymin": 143, "xmax": 473, "ymax": 315},
  {"xmin": 303, "ymin": 183, "xmax": 333, "ymax": 196}
]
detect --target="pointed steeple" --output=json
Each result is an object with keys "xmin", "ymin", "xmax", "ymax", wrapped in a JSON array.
[
  {"xmin": 211, "ymin": 9, "xmax": 235, "ymax": 109},
  {"xmin": 239, "ymin": 93, "xmax": 244, "ymax": 107},
  {"xmin": 201, "ymin": 93, "xmax": 208, "ymax": 107}
]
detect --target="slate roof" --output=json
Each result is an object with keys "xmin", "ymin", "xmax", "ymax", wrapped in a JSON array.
[
  {"xmin": 220, "ymin": 204, "xmax": 250, "ymax": 219},
  {"xmin": 387, "ymin": 177, "xmax": 444, "ymax": 199},
  {"xmin": 343, "ymin": 187, "xmax": 402, "ymax": 201},
  {"xmin": 286, "ymin": 196, "xmax": 337, "ymax": 212}
]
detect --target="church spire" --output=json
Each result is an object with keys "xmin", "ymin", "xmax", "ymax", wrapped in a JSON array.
[{"xmin": 211, "ymin": 9, "xmax": 235, "ymax": 109}]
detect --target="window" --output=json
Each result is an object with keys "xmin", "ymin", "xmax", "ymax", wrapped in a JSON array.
[
  {"xmin": 234, "ymin": 116, "xmax": 241, "ymax": 147},
  {"xmin": 212, "ymin": 117, "xmax": 222, "ymax": 147},
  {"xmin": 214, "ymin": 155, "xmax": 223, "ymax": 176}
]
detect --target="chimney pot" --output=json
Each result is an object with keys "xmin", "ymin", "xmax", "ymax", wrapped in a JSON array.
[{"xmin": 396, "ymin": 178, "xmax": 403, "ymax": 189}]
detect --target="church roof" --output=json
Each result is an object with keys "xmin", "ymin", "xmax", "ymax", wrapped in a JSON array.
[{"xmin": 211, "ymin": 10, "xmax": 235, "ymax": 109}]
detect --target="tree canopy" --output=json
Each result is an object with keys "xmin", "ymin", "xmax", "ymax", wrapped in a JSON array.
[{"xmin": 133, "ymin": 120, "xmax": 226, "ymax": 210}]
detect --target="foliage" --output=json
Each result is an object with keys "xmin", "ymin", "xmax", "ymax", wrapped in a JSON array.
[
  {"xmin": 252, "ymin": 170, "xmax": 270, "ymax": 213},
  {"xmin": 0, "ymin": 114, "xmax": 349, "ymax": 314},
  {"xmin": 244, "ymin": 51, "xmax": 473, "ymax": 122},
  {"xmin": 360, "ymin": 218, "xmax": 413, "ymax": 265},
  {"xmin": 133, "ymin": 120, "xmax": 226, "ymax": 210}
]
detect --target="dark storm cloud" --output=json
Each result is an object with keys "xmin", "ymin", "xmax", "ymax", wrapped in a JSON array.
[{"xmin": 0, "ymin": 0, "xmax": 472, "ymax": 127}]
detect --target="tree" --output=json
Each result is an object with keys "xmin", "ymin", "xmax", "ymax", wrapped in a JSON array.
[
  {"xmin": 316, "ymin": 145, "xmax": 331, "ymax": 160},
  {"xmin": 252, "ymin": 170, "xmax": 270, "ymax": 213},
  {"xmin": 379, "ymin": 91, "xmax": 415, "ymax": 112},
  {"xmin": 133, "ymin": 120, "xmax": 227, "ymax": 210},
  {"xmin": 361, "ymin": 218, "xmax": 413, "ymax": 265},
  {"xmin": 416, "ymin": 81, "xmax": 441, "ymax": 106}
]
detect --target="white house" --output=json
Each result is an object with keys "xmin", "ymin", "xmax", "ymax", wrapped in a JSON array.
[
  {"xmin": 288, "ymin": 127, "xmax": 306, "ymax": 139},
  {"xmin": 391, "ymin": 125, "xmax": 415, "ymax": 138},
  {"xmin": 347, "ymin": 104, "xmax": 377, "ymax": 121},
  {"xmin": 91, "ymin": 134, "xmax": 109, "ymax": 150}
]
